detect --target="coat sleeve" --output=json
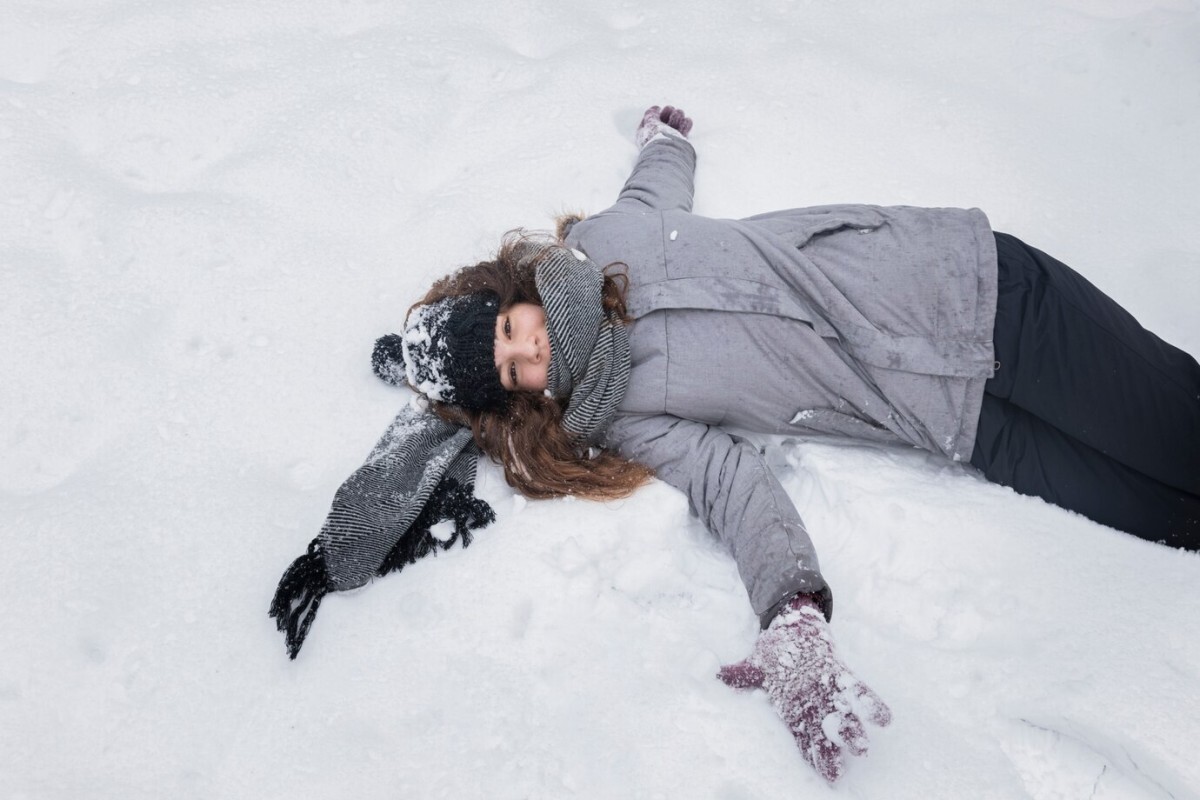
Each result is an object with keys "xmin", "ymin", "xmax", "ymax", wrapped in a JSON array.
[
  {"xmin": 612, "ymin": 133, "xmax": 697, "ymax": 214},
  {"xmin": 607, "ymin": 412, "xmax": 832, "ymax": 627}
]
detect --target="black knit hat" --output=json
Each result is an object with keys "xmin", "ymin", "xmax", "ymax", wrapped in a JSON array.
[{"xmin": 372, "ymin": 292, "xmax": 508, "ymax": 412}]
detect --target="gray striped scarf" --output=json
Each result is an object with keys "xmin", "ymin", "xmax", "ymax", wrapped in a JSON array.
[
  {"xmin": 268, "ymin": 405, "xmax": 493, "ymax": 659},
  {"xmin": 532, "ymin": 244, "xmax": 631, "ymax": 447}
]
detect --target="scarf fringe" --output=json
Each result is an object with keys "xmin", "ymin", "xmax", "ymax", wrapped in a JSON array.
[
  {"xmin": 268, "ymin": 541, "xmax": 330, "ymax": 660},
  {"xmin": 378, "ymin": 478, "xmax": 495, "ymax": 577},
  {"xmin": 268, "ymin": 480, "xmax": 494, "ymax": 659}
]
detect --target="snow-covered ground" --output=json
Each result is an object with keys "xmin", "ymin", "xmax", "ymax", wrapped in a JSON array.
[{"xmin": 3, "ymin": 1, "xmax": 1199, "ymax": 798}]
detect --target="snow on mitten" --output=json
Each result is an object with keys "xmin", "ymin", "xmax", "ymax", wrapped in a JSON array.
[
  {"xmin": 718, "ymin": 594, "xmax": 892, "ymax": 782},
  {"xmin": 635, "ymin": 104, "xmax": 693, "ymax": 148}
]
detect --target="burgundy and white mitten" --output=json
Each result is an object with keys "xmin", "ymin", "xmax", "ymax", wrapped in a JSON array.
[
  {"xmin": 719, "ymin": 595, "xmax": 892, "ymax": 782},
  {"xmin": 634, "ymin": 104, "xmax": 693, "ymax": 148}
]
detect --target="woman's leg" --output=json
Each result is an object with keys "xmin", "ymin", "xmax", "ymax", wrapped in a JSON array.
[
  {"xmin": 988, "ymin": 232, "xmax": 1200, "ymax": 495},
  {"xmin": 970, "ymin": 394, "xmax": 1200, "ymax": 548}
]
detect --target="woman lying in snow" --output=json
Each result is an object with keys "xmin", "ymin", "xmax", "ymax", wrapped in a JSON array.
[{"xmin": 271, "ymin": 104, "xmax": 1200, "ymax": 782}]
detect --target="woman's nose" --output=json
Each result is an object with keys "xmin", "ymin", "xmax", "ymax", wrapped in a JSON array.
[
  {"xmin": 499, "ymin": 336, "xmax": 539, "ymax": 363},
  {"xmin": 520, "ymin": 334, "xmax": 541, "ymax": 363}
]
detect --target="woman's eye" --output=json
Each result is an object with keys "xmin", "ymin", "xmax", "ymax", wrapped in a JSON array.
[
  {"xmin": 509, "ymin": 363, "xmax": 518, "ymax": 386},
  {"xmin": 504, "ymin": 317, "xmax": 511, "ymax": 337}
]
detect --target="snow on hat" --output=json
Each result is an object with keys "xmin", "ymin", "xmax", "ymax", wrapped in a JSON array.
[{"xmin": 372, "ymin": 292, "xmax": 508, "ymax": 412}]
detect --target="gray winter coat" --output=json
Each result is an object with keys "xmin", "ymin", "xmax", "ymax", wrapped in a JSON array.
[{"xmin": 563, "ymin": 133, "xmax": 998, "ymax": 626}]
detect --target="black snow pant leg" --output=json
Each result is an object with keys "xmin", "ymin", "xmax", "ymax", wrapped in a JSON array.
[
  {"xmin": 985, "ymin": 232, "xmax": 1200, "ymax": 495},
  {"xmin": 971, "ymin": 394, "xmax": 1200, "ymax": 548}
]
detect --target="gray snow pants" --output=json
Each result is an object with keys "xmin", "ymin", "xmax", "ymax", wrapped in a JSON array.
[{"xmin": 970, "ymin": 233, "xmax": 1200, "ymax": 549}]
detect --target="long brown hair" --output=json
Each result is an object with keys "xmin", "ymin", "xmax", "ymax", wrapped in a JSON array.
[{"xmin": 411, "ymin": 229, "xmax": 653, "ymax": 500}]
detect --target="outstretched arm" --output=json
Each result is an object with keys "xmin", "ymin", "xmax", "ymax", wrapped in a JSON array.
[
  {"xmin": 613, "ymin": 104, "xmax": 698, "ymax": 213},
  {"xmin": 608, "ymin": 412, "xmax": 827, "ymax": 625},
  {"xmin": 607, "ymin": 412, "xmax": 891, "ymax": 782}
]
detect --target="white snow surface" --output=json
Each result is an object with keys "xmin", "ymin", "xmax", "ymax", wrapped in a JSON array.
[{"xmin": 3, "ymin": 1, "xmax": 1200, "ymax": 798}]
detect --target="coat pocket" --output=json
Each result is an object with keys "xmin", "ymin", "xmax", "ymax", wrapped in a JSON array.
[
  {"xmin": 788, "ymin": 408, "xmax": 898, "ymax": 444},
  {"xmin": 789, "ymin": 206, "xmax": 887, "ymax": 248}
]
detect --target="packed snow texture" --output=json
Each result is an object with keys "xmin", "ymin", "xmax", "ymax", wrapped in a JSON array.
[{"xmin": 2, "ymin": 1, "xmax": 1199, "ymax": 798}]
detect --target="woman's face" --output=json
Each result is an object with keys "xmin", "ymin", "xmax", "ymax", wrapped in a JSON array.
[{"xmin": 494, "ymin": 302, "xmax": 550, "ymax": 392}]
